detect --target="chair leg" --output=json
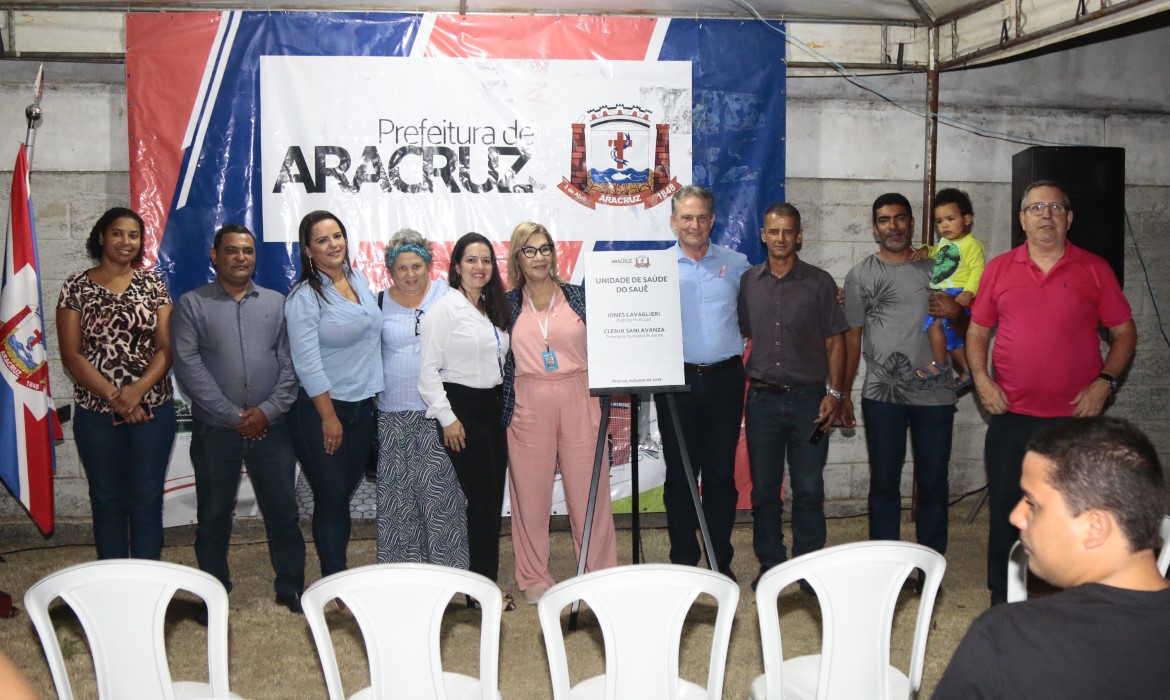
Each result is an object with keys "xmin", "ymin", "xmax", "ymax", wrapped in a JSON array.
[{"xmin": 0, "ymin": 591, "xmax": 19, "ymax": 619}]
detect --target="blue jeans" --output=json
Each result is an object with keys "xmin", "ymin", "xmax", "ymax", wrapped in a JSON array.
[
  {"xmin": 191, "ymin": 418, "xmax": 305, "ymax": 597},
  {"xmin": 290, "ymin": 392, "xmax": 375, "ymax": 578},
  {"xmin": 861, "ymin": 398, "xmax": 954, "ymax": 555},
  {"xmin": 745, "ymin": 384, "xmax": 828, "ymax": 569},
  {"xmin": 73, "ymin": 402, "xmax": 177, "ymax": 560}
]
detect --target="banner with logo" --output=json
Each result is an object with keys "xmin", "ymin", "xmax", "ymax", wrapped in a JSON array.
[
  {"xmin": 126, "ymin": 11, "xmax": 786, "ymax": 517},
  {"xmin": 259, "ymin": 54, "xmax": 690, "ymax": 270}
]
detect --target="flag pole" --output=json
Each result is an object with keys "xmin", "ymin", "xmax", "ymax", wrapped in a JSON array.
[
  {"xmin": 0, "ymin": 65, "xmax": 46, "ymax": 618},
  {"xmin": 2, "ymin": 61, "xmax": 52, "ymax": 586},
  {"xmin": 24, "ymin": 64, "xmax": 44, "ymax": 168}
]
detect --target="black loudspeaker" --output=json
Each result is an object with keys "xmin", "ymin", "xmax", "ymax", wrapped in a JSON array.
[{"xmin": 1011, "ymin": 146, "xmax": 1125, "ymax": 288}]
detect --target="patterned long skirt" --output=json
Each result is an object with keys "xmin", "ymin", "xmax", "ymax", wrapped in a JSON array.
[{"xmin": 375, "ymin": 410, "xmax": 470, "ymax": 568}]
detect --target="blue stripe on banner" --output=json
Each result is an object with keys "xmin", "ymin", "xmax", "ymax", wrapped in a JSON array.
[
  {"xmin": 156, "ymin": 11, "xmax": 423, "ymax": 300},
  {"xmin": 659, "ymin": 18, "xmax": 787, "ymax": 265},
  {"xmin": 0, "ymin": 375, "xmax": 23, "ymax": 500}
]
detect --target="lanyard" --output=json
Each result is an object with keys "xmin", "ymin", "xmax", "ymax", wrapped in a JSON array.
[
  {"xmin": 492, "ymin": 323, "xmax": 503, "ymax": 377},
  {"xmin": 525, "ymin": 287, "xmax": 556, "ymax": 351}
]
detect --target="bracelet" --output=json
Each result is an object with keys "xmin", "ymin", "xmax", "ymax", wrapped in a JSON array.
[{"xmin": 1097, "ymin": 372, "xmax": 1118, "ymax": 394}]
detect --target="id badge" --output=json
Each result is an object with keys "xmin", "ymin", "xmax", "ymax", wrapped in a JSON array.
[{"xmin": 542, "ymin": 348, "xmax": 559, "ymax": 371}]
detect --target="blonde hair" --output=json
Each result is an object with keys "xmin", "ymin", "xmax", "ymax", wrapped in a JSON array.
[{"xmin": 507, "ymin": 221, "xmax": 565, "ymax": 289}]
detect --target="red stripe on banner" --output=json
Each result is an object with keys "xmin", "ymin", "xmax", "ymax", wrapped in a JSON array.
[
  {"xmin": 23, "ymin": 406, "xmax": 54, "ymax": 534},
  {"xmin": 9, "ymin": 148, "xmax": 34, "ymax": 271},
  {"xmin": 126, "ymin": 12, "xmax": 223, "ymax": 265},
  {"xmin": 427, "ymin": 15, "xmax": 658, "ymax": 60},
  {"xmin": 351, "ymin": 240, "xmax": 583, "ymax": 292}
]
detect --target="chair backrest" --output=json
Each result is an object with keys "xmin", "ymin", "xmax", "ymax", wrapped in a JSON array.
[
  {"xmin": 755, "ymin": 541, "xmax": 946, "ymax": 700},
  {"xmin": 23, "ymin": 559, "xmax": 232, "ymax": 700},
  {"xmin": 301, "ymin": 563, "xmax": 502, "ymax": 700},
  {"xmin": 1011, "ymin": 514, "xmax": 1170, "ymax": 604},
  {"xmin": 537, "ymin": 564, "xmax": 739, "ymax": 700},
  {"xmin": 1006, "ymin": 539, "xmax": 1029, "ymax": 603},
  {"xmin": 1157, "ymin": 516, "xmax": 1170, "ymax": 576}
]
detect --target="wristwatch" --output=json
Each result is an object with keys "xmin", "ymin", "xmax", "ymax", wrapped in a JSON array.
[
  {"xmin": 1097, "ymin": 372, "xmax": 1118, "ymax": 394},
  {"xmin": 826, "ymin": 387, "xmax": 844, "ymax": 401}
]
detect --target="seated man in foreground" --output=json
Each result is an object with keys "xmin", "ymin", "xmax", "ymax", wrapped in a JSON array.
[{"xmin": 934, "ymin": 417, "xmax": 1170, "ymax": 698}]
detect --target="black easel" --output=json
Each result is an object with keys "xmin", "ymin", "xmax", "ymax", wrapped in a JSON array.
[{"xmin": 568, "ymin": 386, "xmax": 716, "ymax": 630}]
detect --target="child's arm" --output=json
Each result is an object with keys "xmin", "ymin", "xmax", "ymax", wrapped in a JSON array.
[
  {"xmin": 909, "ymin": 244, "xmax": 933, "ymax": 262},
  {"xmin": 952, "ymin": 236, "xmax": 986, "ymax": 306}
]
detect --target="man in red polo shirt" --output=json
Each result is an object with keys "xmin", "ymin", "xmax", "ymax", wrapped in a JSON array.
[{"xmin": 967, "ymin": 179, "xmax": 1136, "ymax": 607}]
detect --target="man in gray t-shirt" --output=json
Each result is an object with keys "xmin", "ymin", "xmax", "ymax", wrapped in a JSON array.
[{"xmin": 841, "ymin": 193, "xmax": 956, "ymax": 565}]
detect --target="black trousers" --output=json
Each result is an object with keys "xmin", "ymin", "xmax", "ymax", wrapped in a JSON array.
[
  {"xmin": 443, "ymin": 383, "xmax": 509, "ymax": 582},
  {"xmin": 655, "ymin": 360, "xmax": 745, "ymax": 571},
  {"xmin": 985, "ymin": 411, "xmax": 1065, "ymax": 597}
]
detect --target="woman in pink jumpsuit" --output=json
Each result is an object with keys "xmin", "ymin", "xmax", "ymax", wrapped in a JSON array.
[{"xmin": 502, "ymin": 222, "xmax": 618, "ymax": 606}]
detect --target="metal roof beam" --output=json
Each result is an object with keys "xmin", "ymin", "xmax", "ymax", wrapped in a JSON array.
[{"xmin": 937, "ymin": 0, "xmax": 1170, "ymax": 68}]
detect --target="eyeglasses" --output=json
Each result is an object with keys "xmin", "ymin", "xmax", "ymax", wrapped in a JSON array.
[
  {"xmin": 1022, "ymin": 201, "xmax": 1069, "ymax": 216},
  {"xmin": 414, "ymin": 309, "xmax": 424, "ymax": 337},
  {"xmin": 520, "ymin": 244, "xmax": 554, "ymax": 258}
]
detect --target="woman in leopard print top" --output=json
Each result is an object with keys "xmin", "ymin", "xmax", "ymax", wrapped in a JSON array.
[{"xmin": 57, "ymin": 207, "xmax": 177, "ymax": 560}]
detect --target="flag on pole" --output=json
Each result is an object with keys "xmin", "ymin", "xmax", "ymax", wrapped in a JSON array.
[{"xmin": 0, "ymin": 143, "xmax": 59, "ymax": 535}]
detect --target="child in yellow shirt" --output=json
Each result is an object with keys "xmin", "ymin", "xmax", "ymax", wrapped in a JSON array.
[{"xmin": 918, "ymin": 188, "xmax": 985, "ymax": 391}]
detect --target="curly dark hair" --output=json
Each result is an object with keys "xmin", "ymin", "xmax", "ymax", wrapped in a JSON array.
[
  {"xmin": 933, "ymin": 188, "xmax": 974, "ymax": 218},
  {"xmin": 85, "ymin": 207, "xmax": 146, "ymax": 265}
]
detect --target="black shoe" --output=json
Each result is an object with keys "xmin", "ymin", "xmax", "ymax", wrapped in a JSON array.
[
  {"xmin": 798, "ymin": 580, "xmax": 816, "ymax": 597},
  {"xmin": 276, "ymin": 592, "xmax": 303, "ymax": 614},
  {"xmin": 193, "ymin": 603, "xmax": 209, "ymax": 627},
  {"xmin": 913, "ymin": 571, "xmax": 926, "ymax": 595},
  {"xmin": 718, "ymin": 566, "xmax": 738, "ymax": 583}
]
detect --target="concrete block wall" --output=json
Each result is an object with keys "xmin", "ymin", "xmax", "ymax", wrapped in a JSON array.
[
  {"xmin": 780, "ymin": 26, "xmax": 1170, "ymax": 508},
  {"xmin": 3, "ymin": 22, "xmax": 1170, "ymax": 525}
]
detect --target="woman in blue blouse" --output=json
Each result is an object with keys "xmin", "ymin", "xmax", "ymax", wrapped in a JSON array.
[
  {"xmin": 375, "ymin": 228, "xmax": 468, "ymax": 568},
  {"xmin": 285, "ymin": 211, "xmax": 382, "ymax": 583}
]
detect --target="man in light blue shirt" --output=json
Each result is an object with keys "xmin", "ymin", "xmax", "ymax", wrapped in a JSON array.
[{"xmin": 654, "ymin": 185, "xmax": 751, "ymax": 578}]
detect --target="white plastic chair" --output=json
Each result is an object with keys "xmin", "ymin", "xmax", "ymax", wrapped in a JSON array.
[
  {"xmin": 537, "ymin": 563, "xmax": 739, "ymax": 700},
  {"xmin": 301, "ymin": 562, "xmax": 503, "ymax": 700},
  {"xmin": 23, "ymin": 559, "xmax": 238, "ymax": 700},
  {"xmin": 1009, "ymin": 515, "xmax": 1170, "ymax": 602},
  {"xmin": 749, "ymin": 541, "xmax": 946, "ymax": 700},
  {"xmin": 1005, "ymin": 540, "xmax": 1030, "ymax": 603},
  {"xmin": 1158, "ymin": 516, "xmax": 1170, "ymax": 575}
]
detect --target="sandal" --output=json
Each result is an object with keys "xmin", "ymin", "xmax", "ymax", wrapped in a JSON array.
[
  {"xmin": 915, "ymin": 361, "xmax": 952, "ymax": 385},
  {"xmin": 332, "ymin": 598, "xmax": 354, "ymax": 619},
  {"xmin": 954, "ymin": 372, "xmax": 973, "ymax": 394},
  {"xmin": 466, "ymin": 593, "xmax": 517, "ymax": 613}
]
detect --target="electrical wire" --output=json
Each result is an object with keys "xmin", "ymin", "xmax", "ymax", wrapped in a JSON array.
[
  {"xmin": 726, "ymin": 0, "xmax": 1170, "ymax": 354},
  {"xmin": 726, "ymin": 0, "xmax": 1092, "ymax": 148},
  {"xmin": 1125, "ymin": 209, "xmax": 1170, "ymax": 350}
]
